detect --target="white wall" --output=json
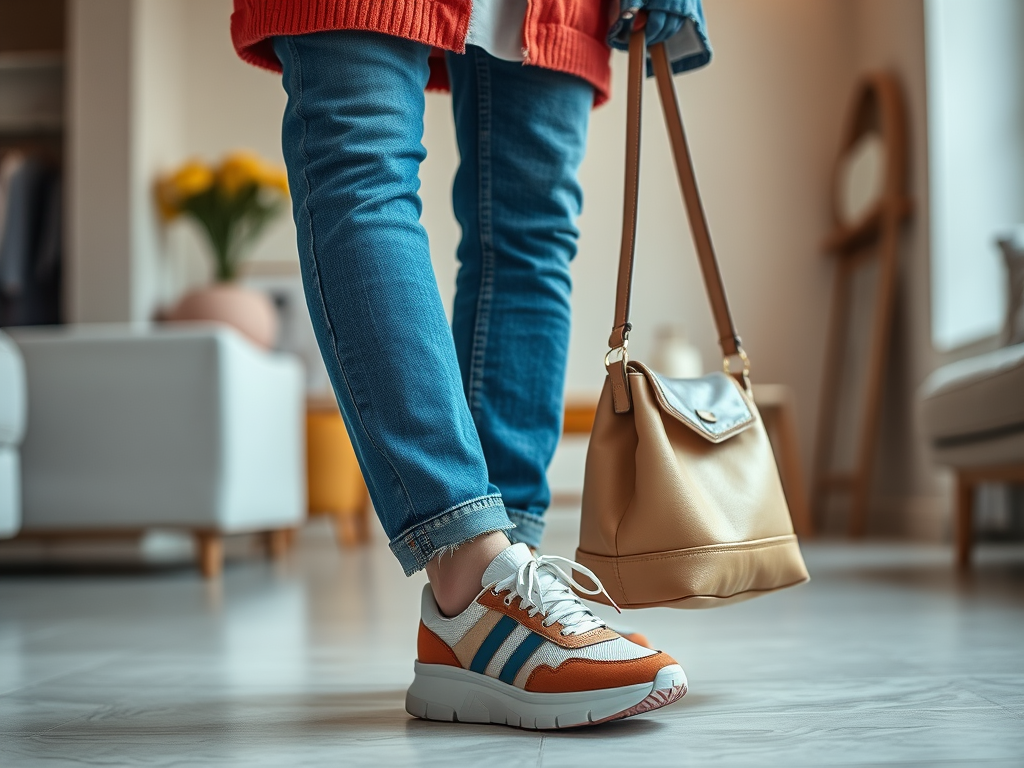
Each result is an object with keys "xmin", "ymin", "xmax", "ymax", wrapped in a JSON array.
[
  {"xmin": 172, "ymin": 0, "xmax": 295, "ymax": 286},
  {"xmin": 67, "ymin": 0, "xmax": 134, "ymax": 322},
  {"xmin": 68, "ymin": 0, "xmax": 294, "ymax": 322},
  {"xmin": 132, "ymin": 0, "xmax": 186, "ymax": 315}
]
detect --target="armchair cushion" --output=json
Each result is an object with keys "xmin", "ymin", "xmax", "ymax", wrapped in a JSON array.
[
  {"xmin": 920, "ymin": 343, "xmax": 1024, "ymax": 467},
  {"xmin": 0, "ymin": 330, "xmax": 26, "ymax": 449},
  {"xmin": 0, "ymin": 331, "xmax": 26, "ymax": 538},
  {"xmin": 11, "ymin": 323, "xmax": 305, "ymax": 532}
]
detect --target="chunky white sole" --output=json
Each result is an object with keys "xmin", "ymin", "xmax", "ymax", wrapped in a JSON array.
[{"xmin": 405, "ymin": 661, "xmax": 687, "ymax": 730}]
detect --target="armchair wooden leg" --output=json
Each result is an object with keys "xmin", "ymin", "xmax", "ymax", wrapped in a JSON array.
[
  {"xmin": 333, "ymin": 485, "xmax": 372, "ymax": 549},
  {"xmin": 333, "ymin": 512, "xmax": 358, "ymax": 548},
  {"xmin": 955, "ymin": 473, "xmax": 974, "ymax": 570},
  {"xmin": 356, "ymin": 488, "xmax": 372, "ymax": 543},
  {"xmin": 265, "ymin": 529, "xmax": 292, "ymax": 560},
  {"xmin": 195, "ymin": 531, "xmax": 223, "ymax": 579}
]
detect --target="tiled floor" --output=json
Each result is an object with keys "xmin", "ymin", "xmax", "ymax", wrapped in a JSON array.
[{"xmin": 1, "ymin": 510, "xmax": 1023, "ymax": 767}]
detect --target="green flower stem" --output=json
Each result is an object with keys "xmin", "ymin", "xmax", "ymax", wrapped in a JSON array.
[{"xmin": 180, "ymin": 182, "xmax": 284, "ymax": 282}]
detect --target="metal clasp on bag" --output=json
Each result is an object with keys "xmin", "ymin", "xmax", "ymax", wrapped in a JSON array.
[
  {"xmin": 604, "ymin": 339, "xmax": 629, "ymax": 369},
  {"xmin": 723, "ymin": 347, "xmax": 752, "ymax": 391}
]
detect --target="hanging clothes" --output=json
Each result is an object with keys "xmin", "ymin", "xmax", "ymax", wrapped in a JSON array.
[{"xmin": 0, "ymin": 150, "xmax": 63, "ymax": 327}]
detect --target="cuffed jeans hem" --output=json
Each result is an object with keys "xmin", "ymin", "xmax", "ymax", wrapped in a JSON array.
[
  {"xmin": 389, "ymin": 494, "xmax": 514, "ymax": 576},
  {"xmin": 505, "ymin": 508, "xmax": 545, "ymax": 550}
]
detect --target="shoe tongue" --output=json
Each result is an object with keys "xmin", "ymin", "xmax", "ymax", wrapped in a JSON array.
[{"xmin": 481, "ymin": 543, "xmax": 534, "ymax": 588}]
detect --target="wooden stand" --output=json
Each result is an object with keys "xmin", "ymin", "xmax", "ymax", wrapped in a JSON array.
[
  {"xmin": 954, "ymin": 464, "xmax": 1024, "ymax": 569},
  {"xmin": 753, "ymin": 385, "xmax": 813, "ymax": 538},
  {"xmin": 194, "ymin": 531, "xmax": 223, "ymax": 579},
  {"xmin": 563, "ymin": 401, "xmax": 598, "ymax": 436},
  {"xmin": 10, "ymin": 527, "xmax": 293, "ymax": 579},
  {"xmin": 813, "ymin": 73, "xmax": 912, "ymax": 537},
  {"xmin": 264, "ymin": 528, "xmax": 293, "ymax": 560}
]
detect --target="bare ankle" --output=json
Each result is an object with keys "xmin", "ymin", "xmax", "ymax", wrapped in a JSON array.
[{"xmin": 425, "ymin": 531, "xmax": 510, "ymax": 617}]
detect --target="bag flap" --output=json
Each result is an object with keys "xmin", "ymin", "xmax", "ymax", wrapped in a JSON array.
[{"xmin": 630, "ymin": 361, "xmax": 756, "ymax": 443}]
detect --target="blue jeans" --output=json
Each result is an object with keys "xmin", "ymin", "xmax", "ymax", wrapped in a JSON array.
[{"xmin": 274, "ymin": 31, "xmax": 593, "ymax": 575}]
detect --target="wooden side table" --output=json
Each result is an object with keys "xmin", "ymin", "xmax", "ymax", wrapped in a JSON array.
[
  {"xmin": 752, "ymin": 384, "xmax": 814, "ymax": 538},
  {"xmin": 306, "ymin": 398, "xmax": 372, "ymax": 547}
]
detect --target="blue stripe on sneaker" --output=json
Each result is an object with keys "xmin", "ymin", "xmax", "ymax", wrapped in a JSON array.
[
  {"xmin": 470, "ymin": 615, "xmax": 518, "ymax": 674},
  {"xmin": 498, "ymin": 631, "xmax": 546, "ymax": 685}
]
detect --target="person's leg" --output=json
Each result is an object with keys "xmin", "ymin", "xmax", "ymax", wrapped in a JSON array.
[
  {"xmin": 274, "ymin": 31, "xmax": 513, "ymax": 596},
  {"xmin": 444, "ymin": 48, "xmax": 594, "ymax": 550}
]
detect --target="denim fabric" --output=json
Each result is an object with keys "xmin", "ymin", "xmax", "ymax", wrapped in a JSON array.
[
  {"xmin": 446, "ymin": 47, "xmax": 592, "ymax": 558},
  {"xmin": 273, "ymin": 32, "xmax": 592, "ymax": 575}
]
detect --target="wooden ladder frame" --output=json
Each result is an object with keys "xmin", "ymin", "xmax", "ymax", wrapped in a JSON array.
[{"xmin": 813, "ymin": 73, "xmax": 912, "ymax": 537}]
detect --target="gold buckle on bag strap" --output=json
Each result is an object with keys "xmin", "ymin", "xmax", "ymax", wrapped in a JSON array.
[
  {"xmin": 722, "ymin": 346, "xmax": 750, "ymax": 377},
  {"xmin": 723, "ymin": 347, "xmax": 752, "ymax": 392},
  {"xmin": 604, "ymin": 340, "xmax": 629, "ymax": 369}
]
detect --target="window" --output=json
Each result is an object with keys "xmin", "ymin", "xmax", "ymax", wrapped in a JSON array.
[{"xmin": 925, "ymin": 0, "xmax": 1024, "ymax": 350}]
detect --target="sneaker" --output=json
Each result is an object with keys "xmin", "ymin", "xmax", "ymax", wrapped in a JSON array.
[
  {"xmin": 610, "ymin": 627, "xmax": 652, "ymax": 649},
  {"xmin": 406, "ymin": 543, "xmax": 686, "ymax": 729},
  {"xmin": 526, "ymin": 545, "xmax": 652, "ymax": 649}
]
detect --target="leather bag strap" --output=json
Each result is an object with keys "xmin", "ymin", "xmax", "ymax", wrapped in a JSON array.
[{"xmin": 609, "ymin": 29, "xmax": 745, "ymax": 373}]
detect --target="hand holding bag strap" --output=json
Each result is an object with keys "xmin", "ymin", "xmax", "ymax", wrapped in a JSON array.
[{"xmin": 607, "ymin": 27, "xmax": 749, "ymax": 415}]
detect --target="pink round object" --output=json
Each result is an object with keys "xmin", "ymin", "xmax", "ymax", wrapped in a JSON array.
[{"xmin": 166, "ymin": 283, "xmax": 278, "ymax": 350}]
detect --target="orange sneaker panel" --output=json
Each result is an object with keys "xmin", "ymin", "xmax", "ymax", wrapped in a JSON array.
[
  {"xmin": 478, "ymin": 590, "xmax": 618, "ymax": 649},
  {"xmin": 417, "ymin": 622, "xmax": 462, "ymax": 668},
  {"xmin": 524, "ymin": 653, "xmax": 675, "ymax": 693}
]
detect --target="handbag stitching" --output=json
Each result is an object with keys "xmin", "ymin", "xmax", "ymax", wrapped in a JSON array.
[
  {"xmin": 579, "ymin": 534, "xmax": 798, "ymax": 564},
  {"xmin": 617, "ymin": 578, "xmax": 812, "ymax": 607},
  {"xmin": 612, "ymin": 485, "xmax": 638, "ymax": 601}
]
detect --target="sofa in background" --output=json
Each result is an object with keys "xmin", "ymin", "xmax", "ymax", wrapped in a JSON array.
[
  {"xmin": 0, "ymin": 330, "xmax": 26, "ymax": 538},
  {"xmin": 9, "ymin": 323, "xmax": 305, "ymax": 577},
  {"xmin": 921, "ymin": 342, "xmax": 1024, "ymax": 567}
]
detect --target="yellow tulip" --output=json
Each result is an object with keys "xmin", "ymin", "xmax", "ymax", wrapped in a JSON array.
[
  {"xmin": 153, "ymin": 151, "xmax": 287, "ymax": 229},
  {"xmin": 262, "ymin": 168, "xmax": 290, "ymax": 196},
  {"xmin": 170, "ymin": 161, "xmax": 215, "ymax": 199},
  {"xmin": 218, "ymin": 151, "xmax": 266, "ymax": 196}
]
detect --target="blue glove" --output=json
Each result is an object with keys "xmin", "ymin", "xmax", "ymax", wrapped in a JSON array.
[
  {"xmin": 644, "ymin": 10, "xmax": 684, "ymax": 46},
  {"xmin": 608, "ymin": 3, "xmax": 688, "ymax": 50},
  {"xmin": 607, "ymin": 1, "xmax": 713, "ymax": 74}
]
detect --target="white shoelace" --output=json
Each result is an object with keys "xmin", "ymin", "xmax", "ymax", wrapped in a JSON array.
[{"xmin": 491, "ymin": 555, "xmax": 621, "ymax": 636}]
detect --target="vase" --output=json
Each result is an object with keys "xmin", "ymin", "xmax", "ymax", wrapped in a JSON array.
[{"xmin": 166, "ymin": 283, "xmax": 278, "ymax": 350}]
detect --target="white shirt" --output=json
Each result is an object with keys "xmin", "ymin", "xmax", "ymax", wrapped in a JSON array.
[{"xmin": 465, "ymin": 0, "xmax": 529, "ymax": 62}]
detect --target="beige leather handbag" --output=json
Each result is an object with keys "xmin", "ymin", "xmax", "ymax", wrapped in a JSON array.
[{"xmin": 575, "ymin": 30, "xmax": 809, "ymax": 609}]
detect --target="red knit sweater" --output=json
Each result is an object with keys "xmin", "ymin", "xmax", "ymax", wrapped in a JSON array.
[{"xmin": 232, "ymin": 0, "xmax": 615, "ymax": 104}]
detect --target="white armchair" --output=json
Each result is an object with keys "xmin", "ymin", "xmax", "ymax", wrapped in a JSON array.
[
  {"xmin": 10, "ymin": 323, "xmax": 306, "ymax": 576},
  {"xmin": 921, "ymin": 342, "xmax": 1024, "ymax": 568},
  {"xmin": 0, "ymin": 330, "xmax": 27, "ymax": 538}
]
